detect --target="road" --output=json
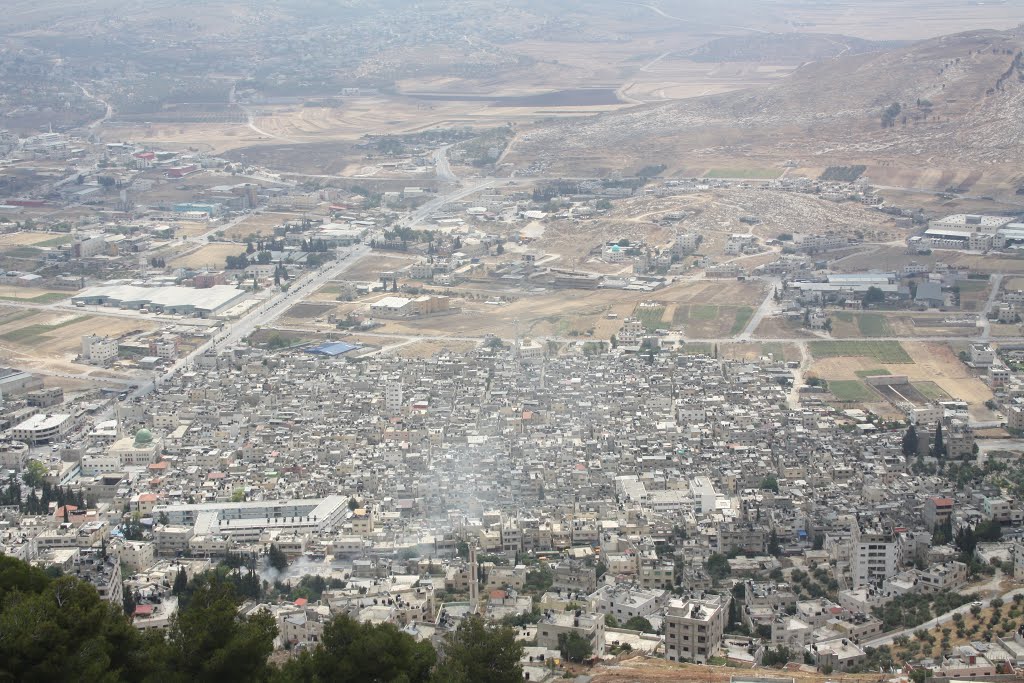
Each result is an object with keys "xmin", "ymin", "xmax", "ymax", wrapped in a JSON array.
[
  {"xmin": 738, "ymin": 277, "xmax": 780, "ymax": 340},
  {"xmin": 433, "ymin": 146, "xmax": 457, "ymax": 183},
  {"xmin": 980, "ymin": 273, "xmax": 1004, "ymax": 340},
  {"xmin": 119, "ymin": 243, "xmax": 372, "ymax": 404},
  {"xmin": 406, "ymin": 178, "xmax": 496, "ymax": 228},
  {"xmin": 76, "ymin": 82, "xmax": 112, "ymax": 130}
]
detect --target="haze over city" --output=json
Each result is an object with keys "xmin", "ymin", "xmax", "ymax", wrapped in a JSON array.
[{"xmin": 1, "ymin": 1, "xmax": 1024, "ymax": 681}]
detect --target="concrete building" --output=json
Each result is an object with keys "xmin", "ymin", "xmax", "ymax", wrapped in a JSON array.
[
  {"xmin": 11, "ymin": 413, "xmax": 72, "ymax": 444},
  {"xmin": 851, "ymin": 525, "xmax": 899, "ymax": 588},
  {"xmin": 664, "ymin": 595, "xmax": 727, "ymax": 664}
]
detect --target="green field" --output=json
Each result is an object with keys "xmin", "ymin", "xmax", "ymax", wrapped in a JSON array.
[
  {"xmin": 634, "ymin": 305, "xmax": 666, "ymax": 332},
  {"xmin": 704, "ymin": 168, "xmax": 780, "ymax": 180},
  {"xmin": 35, "ymin": 234, "xmax": 74, "ymax": 247},
  {"xmin": 730, "ymin": 307, "xmax": 753, "ymax": 335},
  {"xmin": 834, "ymin": 311, "xmax": 853, "ymax": 323},
  {"xmin": 829, "ymin": 380, "xmax": 877, "ymax": 402},
  {"xmin": 854, "ymin": 368, "xmax": 891, "ymax": 378},
  {"xmin": 0, "ymin": 315, "xmax": 90, "ymax": 342},
  {"xmin": 956, "ymin": 279, "xmax": 989, "ymax": 292},
  {"xmin": 2, "ymin": 246, "xmax": 43, "ymax": 259},
  {"xmin": 808, "ymin": 340, "xmax": 912, "ymax": 363},
  {"xmin": 672, "ymin": 304, "xmax": 718, "ymax": 326},
  {"xmin": 914, "ymin": 381, "xmax": 951, "ymax": 401},
  {"xmin": 692, "ymin": 305, "xmax": 718, "ymax": 321},
  {"xmin": 0, "ymin": 309, "xmax": 37, "ymax": 326},
  {"xmin": 0, "ymin": 293, "xmax": 68, "ymax": 304},
  {"xmin": 679, "ymin": 342, "xmax": 713, "ymax": 356},
  {"xmin": 857, "ymin": 314, "xmax": 893, "ymax": 337}
]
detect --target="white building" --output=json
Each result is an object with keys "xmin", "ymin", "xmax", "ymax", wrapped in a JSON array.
[
  {"xmin": 81, "ymin": 335, "xmax": 118, "ymax": 366},
  {"xmin": 851, "ymin": 525, "xmax": 899, "ymax": 588},
  {"xmin": 11, "ymin": 413, "xmax": 72, "ymax": 444}
]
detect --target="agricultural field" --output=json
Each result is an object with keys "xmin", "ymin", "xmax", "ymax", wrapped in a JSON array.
[
  {"xmin": 0, "ymin": 312, "xmax": 158, "ymax": 359},
  {"xmin": 0, "ymin": 231, "xmax": 69, "ymax": 247},
  {"xmin": 168, "ymin": 243, "xmax": 247, "ymax": 270},
  {"xmin": 0, "ymin": 286, "xmax": 69, "ymax": 304},
  {"xmin": 678, "ymin": 342, "xmax": 713, "ymax": 356},
  {"xmin": 828, "ymin": 380, "xmax": 876, "ymax": 402},
  {"xmin": 913, "ymin": 381, "xmax": 951, "ymax": 401},
  {"xmin": 0, "ymin": 315, "xmax": 90, "ymax": 343},
  {"xmin": 857, "ymin": 313, "xmax": 892, "ymax": 337},
  {"xmin": 808, "ymin": 340, "xmax": 912, "ymax": 363},
  {"xmin": 670, "ymin": 304, "xmax": 758, "ymax": 338},
  {"xmin": 633, "ymin": 304, "xmax": 666, "ymax": 332},
  {"xmin": 718, "ymin": 341, "xmax": 797, "ymax": 362},
  {"xmin": 854, "ymin": 368, "xmax": 890, "ymax": 378},
  {"xmin": 809, "ymin": 341, "xmax": 994, "ymax": 418},
  {"xmin": 703, "ymin": 168, "xmax": 780, "ymax": 179}
]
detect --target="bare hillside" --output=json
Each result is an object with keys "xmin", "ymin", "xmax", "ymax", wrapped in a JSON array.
[
  {"xmin": 511, "ymin": 28, "xmax": 1024, "ymax": 176},
  {"xmin": 686, "ymin": 33, "xmax": 904, "ymax": 63}
]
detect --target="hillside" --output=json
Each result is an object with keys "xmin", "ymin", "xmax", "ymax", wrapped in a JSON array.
[
  {"xmin": 686, "ymin": 33, "xmax": 905, "ymax": 63},
  {"xmin": 511, "ymin": 28, "xmax": 1024, "ymax": 182}
]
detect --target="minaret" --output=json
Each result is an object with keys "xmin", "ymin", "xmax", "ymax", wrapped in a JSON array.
[{"xmin": 469, "ymin": 542, "xmax": 479, "ymax": 611}]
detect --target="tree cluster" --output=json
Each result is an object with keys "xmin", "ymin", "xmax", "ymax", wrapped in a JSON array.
[{"xmin": 0, "ymin": 555, "xmax": 525, "ymax": 683}]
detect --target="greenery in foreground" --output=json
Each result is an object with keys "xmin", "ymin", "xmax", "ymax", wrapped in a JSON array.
[{"xmin": 0, "ymin": 554, "xmax": 523, "ymax": 683}]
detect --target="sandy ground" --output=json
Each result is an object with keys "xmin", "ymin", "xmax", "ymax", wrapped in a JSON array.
[
  {"xmin": 169, "ymin": 243, "xmax": 247, "ymax": 269},
  {"xmin": 809, "ymin": 340, "xmax": 994, "ymax": 414},
  {"xmin": 0, "ymin": 231, "xmax": 66, "ymax": 246},
  {"xmin": 0, "ymin": 311, "xmax": 158, "ymax": 357},
  {"xmin": 0, "ymin": 285, "xmax": 69, "ymax": 300},
  {"xmin": 223, "ymin": 212, "xmax": 306, "ymax": 240}
]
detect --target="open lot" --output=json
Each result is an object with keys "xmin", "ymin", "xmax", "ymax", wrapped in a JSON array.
[
  {"xmin": 168, "ymin": 243, "xmax": 247, "ymax": 270},
  {"xmin": 809, "ymin": 341, "xmax": 993, "ymax": 417},
  {"xmin": 0, "ymin": 285, "xmax": 69, "ymax": 303},
  {"xmin": 718, "ymin": 341, "xmax": 798, "ymax": 363},
  {"xmin": 0, "ymin": 311, "xmax": 158, "ymax": 360},
  {"xmin": 223, "ymin": 212, "xmax": 304, "ymax": 240},
  {"xmin": 0, "ymin": 231, "xmax": 69, "ymax": 247}
]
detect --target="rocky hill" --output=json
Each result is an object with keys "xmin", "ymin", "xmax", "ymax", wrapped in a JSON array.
[{"xmin": 512, "ymin": 28, "xmax": 1024, "ymax": 175}]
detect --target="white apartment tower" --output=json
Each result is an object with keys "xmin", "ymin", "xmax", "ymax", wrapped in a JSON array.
[
  {"xmin": 852, "ymin": 524, "xmax": 899, "ymax": 588},
  {"xmin": 385, "ymin": 381, "xmax": 403, "ymax": 414}
]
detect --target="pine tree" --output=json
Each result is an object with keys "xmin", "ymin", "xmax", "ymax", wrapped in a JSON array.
[
  {"xmin": 933, "ymin": 422, "xmax": 945, "ymax": 458},
  {"xmin": 173, "ymin": 567, "xmax": 188, "ymax": 595},
  {"xmin": 902, "ymin": 424, "xmax": 919, "ymax": 457}
]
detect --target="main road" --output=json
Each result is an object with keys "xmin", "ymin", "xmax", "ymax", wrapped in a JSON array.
[{"xmin": 122, "ymin": 243, "xmax": 371, "ymax": 403}]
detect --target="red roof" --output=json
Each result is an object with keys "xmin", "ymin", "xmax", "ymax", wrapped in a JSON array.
[
  {"xmin": 294, "ymin": 598, "xmax": 308, "ymax": 607},
  {"xmin": 53, "ymin": 505, "xmax": 78, "ymax": 517},
  {"xmin": 931, "ymin": 497, "xmax": 954, "ymax": 506},
  {"xmin": 134, "ymin": 604, "xmax": 155, "ymax": 616}
]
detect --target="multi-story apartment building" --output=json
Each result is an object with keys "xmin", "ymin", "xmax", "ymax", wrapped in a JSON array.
[
  {"xmin": 851, "ymin": 524, "xmax": 899, "ymax": 588},
  {"xmin": 664, "ymin": 595, "xmax": 727, "ymax": 664}
]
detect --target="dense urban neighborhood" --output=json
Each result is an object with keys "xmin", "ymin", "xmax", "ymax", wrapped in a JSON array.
[{"xmin": 3, "ymin": 0, "xmax": 1024, "ymax": 681}]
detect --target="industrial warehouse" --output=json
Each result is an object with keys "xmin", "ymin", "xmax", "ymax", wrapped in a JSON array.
[{"xmin": 71, "ymin": 284, "xmax": 248, "ymax": 317}]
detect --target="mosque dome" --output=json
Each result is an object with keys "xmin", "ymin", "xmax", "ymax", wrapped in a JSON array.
[{"xmin": 134, "ymin": 428, "xmax": 153, "ymax": 445}]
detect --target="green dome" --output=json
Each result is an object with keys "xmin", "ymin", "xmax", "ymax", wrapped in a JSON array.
[{"xmin": 134, "ymin": 428, "xmax": 153, "ymax": 445}]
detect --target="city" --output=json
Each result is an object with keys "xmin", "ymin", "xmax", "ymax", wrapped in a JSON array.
[{"xmin": 2, "ymin": 1, "xmax": 1024, "ymax": 682}]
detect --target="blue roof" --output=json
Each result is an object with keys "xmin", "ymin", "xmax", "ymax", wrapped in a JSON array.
[{"xmin": 306, "ymin": 341, "xmax": 359, "ymax": 356}]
